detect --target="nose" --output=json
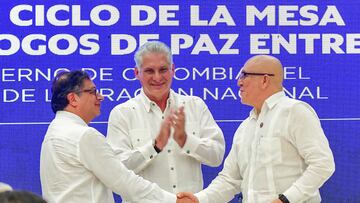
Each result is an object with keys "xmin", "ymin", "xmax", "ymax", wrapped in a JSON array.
[
  {"xmin": 237, "ymin": 78, "xmax": 243, "ymax": 87},
  {"xmin": 96, "ymin": 92, "xmax": 104, "ymax": 101},
  {"xmin": 153, "ymin": 71, "xmax": 162, "ymax": 81}
]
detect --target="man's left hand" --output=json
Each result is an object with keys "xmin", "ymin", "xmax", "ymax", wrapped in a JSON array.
[{"xmin": 172, "ymin": 106, "xmax": 186, "ymax": 147}]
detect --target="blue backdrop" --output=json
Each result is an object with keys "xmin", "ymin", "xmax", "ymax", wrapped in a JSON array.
[{"xmin": 1, "ymin": 1, "xmax": 359, "ymax": 202}]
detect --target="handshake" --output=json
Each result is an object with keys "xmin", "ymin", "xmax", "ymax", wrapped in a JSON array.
[{"xmin": 176, "ymin": 192, "xmax": 199, "ymax": 203}]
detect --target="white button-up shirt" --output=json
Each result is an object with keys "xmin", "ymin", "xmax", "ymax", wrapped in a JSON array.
[
  {"xmin": 40, "ymin": 111, "xmax": 176, "ymax": 203},
  {"xmin": 196, "ymin": 91, "xmax": 335, "ymax": 203},
  {"xmin": 106, "ymin": 90, "xmax": 225, "ymax": 202}
]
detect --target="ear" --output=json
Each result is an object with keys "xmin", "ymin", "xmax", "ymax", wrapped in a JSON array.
[
  {"xmin": 134, "ymin": 67, "xmax": 140, "ymax": 80},
  {"xmin": 261, "ymin": 75, "xmax": 270, "ymax": 89},
  {"xmin": 67, "ymin": 92, "xmax": 79, "ymax": 107}
]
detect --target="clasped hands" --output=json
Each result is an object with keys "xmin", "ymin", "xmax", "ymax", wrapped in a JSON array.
[
  {"xmin": 176, "ymin": 192, "xmax": 283, "ymax": 203},
  {"xmin": 176, "ymin": 192, "xmax": 199, "ymax": 203}
]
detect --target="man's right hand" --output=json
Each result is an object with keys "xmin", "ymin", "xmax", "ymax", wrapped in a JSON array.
[{"xmin": 155, "ymin": 113, "xmax": 173, "ymax": 150}]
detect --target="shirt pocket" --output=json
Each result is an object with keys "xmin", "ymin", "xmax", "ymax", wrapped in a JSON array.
[
  {"xmin": 129, "ymin": 129, "xmax": 150, "ymax": 148},
  {"xmin": 258, "ymin": 137, "xmax": 282, "ymax": 165}
]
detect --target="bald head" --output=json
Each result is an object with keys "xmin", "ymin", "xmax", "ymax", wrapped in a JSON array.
[{"xmin": 244, "ymin": 55, "xmax": 284, "ymax": 89}]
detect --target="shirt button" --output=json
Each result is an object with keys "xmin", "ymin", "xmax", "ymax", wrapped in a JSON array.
[
  {"xmin": 173, "ymin": 185, "xmax": 176, "ymax": 188},
  {"xmin": 192, "ymin": 132, "xmax": 195, "ymax": 135},
  {"xmin": 162, "ymin": 116, "xmax": 164, "ymax": 119},
  {"xmin": 137, "ymin": 138, "xmax": 140, "ymax": 142},
  {"xmin": 170, "ymin": 167, "xmax": 174, "ymax": 170},
  {"xmin": 150, "ymin": 155, "xmax": 153, "ymax": 159},
  {"xmin": 186, "ymin": 150, "xmax": 190, "ymax": 154},
  {"xmin": 260, "ymin": 122, "xmax": 264, "ymax": 128},
  {"xmin": 168, "ymin": 149, "xmax": 171, "ymax": 153},
  {"xmin": 152, "ymin": 103, "xmax": 155, "ymax": 106}
]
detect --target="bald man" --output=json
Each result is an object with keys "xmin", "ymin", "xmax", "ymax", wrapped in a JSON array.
[{"xmin": 178, "ymin": 55, "xmax": 335, "ymax": 203}]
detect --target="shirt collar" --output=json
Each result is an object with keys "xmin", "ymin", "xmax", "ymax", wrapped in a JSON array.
[
  {"xmin": 264, "ymin": 90, "xmax": 285, "ymax": 109},
  {"xmin": 139, "ymin": 89, "xmax": 175, "ymax": 112},
  {"xmin": 55, "ymin": 111, "xmax": 88, "ymax": 126},
  {"xmin": 249, "ymin": 91, "xmax": 286, "ymax": 119},
  {"xmin": 249, "ymin": 109, "xmax": 258, "ymax": 120}
]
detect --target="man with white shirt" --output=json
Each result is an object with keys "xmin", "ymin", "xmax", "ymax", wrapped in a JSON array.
[
  {"xmin": 40, "ymin": 70, "xmax": 192, "ymax": 203},
  {"xmin": 178, "ymin": 55, "xmax": 335, "ymax": 203},
  {"xmin": 106, "ymin": 41, "xmax": 225, "ymax": 202}
]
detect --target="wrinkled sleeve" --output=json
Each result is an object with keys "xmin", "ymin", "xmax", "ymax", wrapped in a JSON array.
[
  {"xmin": 195, "ymin": 127, "xmax": 242, "ymax": 203},
  {"xmin": 284, "ymin": 103, "xmax": 335, "ymax": 202},
  {"xmin": 106, "ymin": 106, "xmax": 158, "ymax": 173},
  {"xmin": 181, "ymin": 98, "xmax": 225, "ymax": 167},
  {"xmin": 78, "ymin": 128, "xmax": 176, "ymax": 203}
]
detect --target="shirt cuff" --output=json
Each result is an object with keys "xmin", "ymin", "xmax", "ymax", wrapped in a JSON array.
[
  {"xmin": 181, "ymin": 133, "xmax": 201, "ymax": 156},
  {"xmin": 195, "ymin": 192, "xmax": 208, "ymax": 203},
  {"xmin": 283, "ymin": 185, "xmax": 304, "ymax": 203},
  {"xmin": 161, "ymin": 191, "xmax": 177, "ymax": 203},
  {"xmin": 138, "ymin": 141, "xmax": 158, "ymax": 161}
]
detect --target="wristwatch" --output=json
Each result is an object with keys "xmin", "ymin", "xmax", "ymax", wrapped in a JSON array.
[
  {"xmin": 153, "ymin": 140, "xmax": 162, "ymax": 153},
  {"xmin": 278, "ymin": 194, "xmax": 290, "ymax": 203}
]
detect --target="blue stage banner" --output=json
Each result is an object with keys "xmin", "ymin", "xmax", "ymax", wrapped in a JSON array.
[{"xmin": 0, "ymin": 1, "xmax": 359, "ymax": 202}]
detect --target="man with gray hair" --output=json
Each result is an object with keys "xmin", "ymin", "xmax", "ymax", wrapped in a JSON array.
[{"xmin": 107, "ymin": 41, "xmax": 225, "ymax": 202}]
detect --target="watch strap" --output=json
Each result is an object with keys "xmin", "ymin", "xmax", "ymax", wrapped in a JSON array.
[{"xmin": 278, "ymin": 194, "xmax": 290, "ymax": 203}]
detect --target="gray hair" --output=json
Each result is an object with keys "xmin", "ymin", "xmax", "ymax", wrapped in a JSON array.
[{"xmin": 134, "ymin": 41, "xmax": 173, "ymax": 70}]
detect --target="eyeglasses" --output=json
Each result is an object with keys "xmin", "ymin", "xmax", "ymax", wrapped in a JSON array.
[
  {"xmin": 77, "ymin": 88, "xmax": 101, "ymax": 97},
  {"xmin": 239, "ymin": 70, "xmax": 275, "ymax": 79}
]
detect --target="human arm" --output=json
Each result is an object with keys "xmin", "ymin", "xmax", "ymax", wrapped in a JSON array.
[
  {"xmin": 78, "ymin": 128, "xmax": 176, "ymax": 202},
  {"xmin": 179, "ymin": 98, "xmax": 225, "ymax": 167},
  {"xmin": 281, "ymin": 103, "xmax": 335, "ymax": 202},
  {"xmin": 106, "ymin": 106, "xmax": 161, "ymax": 173},
  {"xmin": 193, "ymin": 131, "xmax": 243, "ymax": 203}
]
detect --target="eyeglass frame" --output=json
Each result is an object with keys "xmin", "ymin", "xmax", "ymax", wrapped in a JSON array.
[
  {"xmin": 76, "ymin": 88, "xmax": 101, "ymax": 97},
  {"xmin": 239, "ymin": 70, "xmax": 275, "ymax": 80}
]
